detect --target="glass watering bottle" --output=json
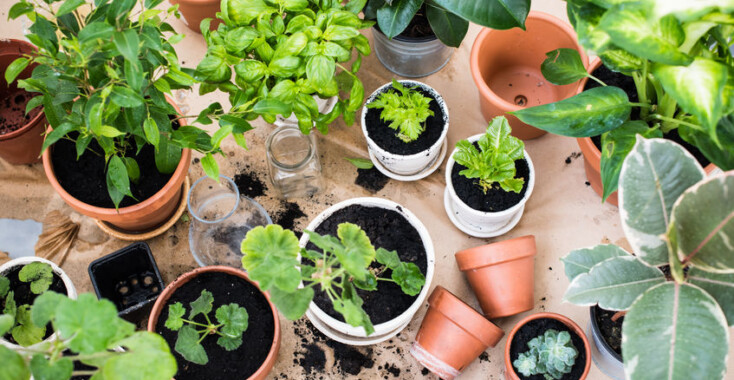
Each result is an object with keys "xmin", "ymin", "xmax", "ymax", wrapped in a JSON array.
[{"xmin": 266, "ymin": 125, "xmax": 323, "ymax": 199}]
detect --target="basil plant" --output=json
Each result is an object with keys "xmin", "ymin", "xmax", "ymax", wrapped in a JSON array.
[
  {"xmin": 561, "ymin": 137, "xmax": 734, "ymax": 380},
  {"xmin": 512, "ymin": 1, "xmax": 734, "ymax": 201},
  {"xmin": 194, "ymin": 0, "xmax": 373, "ymax": 135}
]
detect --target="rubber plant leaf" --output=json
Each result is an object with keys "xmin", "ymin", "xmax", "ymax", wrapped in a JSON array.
[
  {"xmin": 432, "ymin": 0, "xmax": 530, "ymax": 30},
  {"xmin": 688, "ymin": 267, "xmax": 734, "ymax": 326},
  {"xmin": 561, "ymin": 244, "xmax": 629, "ymax": 282},
  {"xmin": 424, "ymin": 2, "xmax": 468, "ymax": 48}
]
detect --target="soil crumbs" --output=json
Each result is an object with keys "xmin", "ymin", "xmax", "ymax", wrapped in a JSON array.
[
  {"xmin": 355, "ymin": 167, "xmax": 389, "ymax": 193},
  {"xmin": 234, "ymin": 167, "xmax": 267, "ymax": 198}
]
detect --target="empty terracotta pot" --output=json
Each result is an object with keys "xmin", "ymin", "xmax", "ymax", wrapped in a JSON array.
[
  {"xmin": 410, "ymin": 286, "xmax": 504, "ymax": 380},
  {"xmin": 470, "ymin": 12, "xmax": 588, "ymax": 140},
  {"xmin": 455, "ymin": 235, "xmax": 536, "ymax": 319},
  {"xmin": 0, "ymin": 39, "xmax": 46, "ymax": 165},
  {"xmin": 169, "ymin": 0, "xmax": 221, "ymax": 33}
]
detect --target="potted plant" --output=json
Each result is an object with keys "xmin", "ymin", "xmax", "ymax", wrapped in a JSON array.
[
  {"xmin": 444, "ymin": 116, "xmax": 535, "ymax": 237},
  {"xmin": 241, "ymin": 197, "xmax": 434, "ymax": 345},
  {"xmin": 512, "ymin": 2, "xmax": 734, "ymax": 202},
  {"xmin": 364, "ymin": 0, "xmax": 531, "ymax": 78},
  {"xmin": 0, "ymin": 291, "xmax": 177, "ymax": 379},
  {"xmin": 0, "ymin": 39, "xmax": 46, "ymax": 165},
  {"xmin": 361, "ymin": 79, "xmax": 449, "ymax": 177},
  {"xmin": 194, "ymin": 0, "xmax": 373, "ymax": 135},
  {"xmin": 455, "ymin": 235, "xmax": 536, "ymax": 318},
  {"xmin": 169, "ymin": 0, "xmax": 221, "ymax": 33},
  {"xmin": 505, "ymin": 312, "xmax": 591, "ymax": 380},
  {"xmin": 148, "ymin": 266, "xmax": 281, "ymax": 380},
  {"xmin": 470, "ymin": 11, "xmax": 588, "ymax": 140},
  {"xmin": 560, "ymin": 137, "xmax": 734, "ymax": 379},
  {"xmin": 410, "ymin": 286, "xmax": 505, "ymax": 380}
]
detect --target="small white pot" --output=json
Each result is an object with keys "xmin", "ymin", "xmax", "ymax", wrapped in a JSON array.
[
  {"xmin": 445, "ymin": 134, "xmax": 535, "ymax": 234},
  {"xmin": 361, "ymin": 80, "xmax": 449, "ymax": 176},
  {"xmin": 275, "ymin": 95, "xmax": 338, "ymax": 127},
  {"xmin": 0, "ymin": 257, "xmax": 77, "ymax": 350},
  {"xmin": 299, "ymin": 197, "xmax": 435, "ymax": 345}
]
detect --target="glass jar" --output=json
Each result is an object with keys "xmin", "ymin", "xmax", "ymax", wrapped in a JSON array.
[
  {"xmin": 266, "ymin": 125, "xmax": 323, "ymax": 198},
  {"xmin": 187, "ymin": 175, "xmax": 271, "ymax": 268}
]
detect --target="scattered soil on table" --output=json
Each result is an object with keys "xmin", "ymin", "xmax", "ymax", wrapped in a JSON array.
[
  {"xmin": 479, "ymin": 351, "xmax": 490, "ymax": 363},
  {"xmin": 509, "ymin": 318, "xmax": 587, "ymax": 380},
  {"xmin": 51, "ymin": 131, "xmax": 176, "ymax": 208},
  {"xmin": 2, "ymin": 266, "xmax": 67, "ymax": 344},
  {"xmin": 0, "ymin": 90, "xmax": 41, "ymax": 135},
  {"xmin": 306, "ymin": 205, "xmax": 428, "ymax": 325},
  {"xmin": 565, "ymin": 151, "xmax": 582, "ymax": 165},
  {"xmin": 365, "ymin": 85, "xmax": 445, "ymax": 156},
  {"xmin": 234, "ymin": 167, "xmax": 267, "ymax": 198},
  {"xmin": 212, "ymin": 225, "xmax": 248, "ymax": 256},
  {"xmin": 355, "ymin": 167, "xmax": 389, "ymax": 193},
  {"xmin": 155, "ymin": 272, "xmax": 275, "ymax": 380},
  {"xmin": 292, "ymin": 319, "xmax": 376, "ymax": 378},
  {"xmin": 272, "ymin": 201, "xmax": 306, "ymax": 231},
  {"xmin": 593, "ymin": 306, "xmax": 623, "ymax": 357}
]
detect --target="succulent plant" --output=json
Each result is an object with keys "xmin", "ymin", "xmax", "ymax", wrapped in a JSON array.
[{"xmin": 513, "ymin": 329, "xmax": 578, "ymax": 380}]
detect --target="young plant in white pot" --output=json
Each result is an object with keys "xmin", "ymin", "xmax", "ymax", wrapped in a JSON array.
[
  {"xmin": 361, "ymin": 79, "xmax": 449, "ymax": 179},
  {"xmin": 561, "ymin": 137, "xmax": 734, "ymax": 380},
  {"xmin": 444, "ymin": 116, "xmax": 534, "ymax": 237}
]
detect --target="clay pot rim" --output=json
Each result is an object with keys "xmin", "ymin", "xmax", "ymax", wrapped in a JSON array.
[
  {"xmin": 168, "ymin": 0, "xmax": 219, "ymax": 4},
  {"xmin": 428, "ymin": 286, "xmax": 504, "ymax": 347},
  {"xmin": 0, "ymin": 39, "xmax": 45, "ymax": 142},
  {"xmin": 147, "ymin": 265, "xmax": 281, "ymax": 380},
  {"xmin": 470, "ymin": 11, "xmax": 589, "ymax": 113},
  {"xmin": 455, "ymin": 235, "xmax": 536, "ymax": 271},
  {"xmin": 41, "ymin": 97, "xmax": 191, "ymax": 216},
  {"xmin": 504, "ymin": 312, "xmax": 592, "ymax": 380}
]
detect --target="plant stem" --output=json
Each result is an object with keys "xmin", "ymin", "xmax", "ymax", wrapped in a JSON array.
[
  {"xmin": 588, "ymin": 74, "xmax": 606, "ymax": 87},
  {"xmin": 647, "ymin": 114, "xmax": 705, "ymax": 131},
  {"xmin": 72, "ymin": 371, "xmax": 98, "ymax": 376},
  {"xmin": 181, "ymin": 319, "xmax": 210, "ymax": 328},
  {"xmin": 628, "ymin": 102, "xmax": 652, "ymax": 108}
]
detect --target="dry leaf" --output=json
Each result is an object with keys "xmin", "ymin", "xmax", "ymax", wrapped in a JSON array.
[{"xmin": 34, "ymin": 211, "xmax": 79, "ymax": 266}]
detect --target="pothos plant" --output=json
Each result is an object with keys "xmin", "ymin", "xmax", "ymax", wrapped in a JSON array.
[
  {"xmin": 513, "ymin": 329, "xmax": 578, "ymax": 380},
  {"xmin": 1, "ymin": 262, "xmax": 54, "ymax": 347},
  {"xmin": 453, "ymin": 116, "xmax": 525, "ymax": 193},
  {"xmin": 366, "ymin": 79, "xmax": 433, "ymax": 143},
  {"xmin": 194, "ymin": 0, "xmax": 373, "ymax": 137},
  {"xmin": 240, "ymin": 223, "xmax": 426, "ymax": 335},
  {"xmin": 512, "ymin": 0, "xmax": 734, "ymax": 201},
  {"xmin": 0, "ymin": 292, "xmax": 176, "ymax": 380},
  {"xmin": 560, "ymin": 137, "xmax": 734, "ymax": 379}
]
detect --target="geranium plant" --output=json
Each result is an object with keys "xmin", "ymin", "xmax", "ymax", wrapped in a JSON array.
[
  {"xmin": 366, "ymin": 79, "xmax": 433, "ymax": 142},
  {"xmin": 560, "ymin": 137, "xmax": 734, "ymax": 379},
  {"xmin": 194, "ymin": 0, "xmax": 373, "ymax": 135},
  {"xmin": 512, "ymin": 1, "xmax": 734, "ymax": 201},
  {"xmin": 0, "ymin": 292, "xmax": 176, "ymax": 380},
  {"xmin": 513, "ymin": 329, "xmax": 579, "ymax": 380},
  {"xmin": 240, "ymin": 223, "xmax": 425, "ymax": 335},
  {"xmin": 1, "ymin": 262, "xmax": 54, "ymax": 347}
]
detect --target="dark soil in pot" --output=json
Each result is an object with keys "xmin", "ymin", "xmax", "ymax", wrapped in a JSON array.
[
  {"xmin": 51, "ymin": 130, "xmax": 178, "ymax": 209},
  {"xmin": 365, "ymin": 85, "xmax": 445, "ymax": 155},
  {"xmin": 306, "ymin": 204, "xmax": 428, "ymax": 325},
  {"xmin": 592, "ymin": 305, "xmax": 623, "ymax": 357},
  {"xmin": 154, "ymin": 271, "xmax": 275, "ymax": 380},
  {"xmin": 510, "ymin": 318, "xmax": 588, "ymax": 380},
  {"xmin": 0, "ymin": 90, "xmax": 41, "ymax": 135},
  {"xmin": 2, "ymin": 266, "xmax": 67, "ymax": 344}
]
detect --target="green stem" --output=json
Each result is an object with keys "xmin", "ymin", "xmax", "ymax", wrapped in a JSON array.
[
  {"xmin": 376, "ymin": 277, "xmax": 395, "ymax": 283},
  {"xmin": 588, "ymin": 74, "xmax": 606, "ymax": 87},
  {"xmin": 181, "ymin": 319, "xmax": 210, "ymax": 328},
  {"xmin": 647, "ymin": 114, "xmax": 705, "ymax": 131},
  {"xmin": 628, "ymin": 102, "xmax": 652, "ymax": 108}
]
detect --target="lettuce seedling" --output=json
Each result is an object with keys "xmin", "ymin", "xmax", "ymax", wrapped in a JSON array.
[
  {"xmin": 0, "ymin": 262, "xmax": 54, "ymax": 346},
  {"xmin": 453, "ymin": 116, "xmax": 525, "ymax": 193},
  {"xmin": 241, "ymin": 223, "xmax": 426, "ymax": 335},
  {"xmin": 18, "ymin": 262, "xmax": 53, "ymax": 295},
  {"xmin": 366, "ymin": 79, "xmax": 434, "ymax": 143},
  {"xmin": 165, "ymin": 290, "xmax": 249, "ymax": 365},
  {"xmin": 513, "ymin": 329, "xmax": 579, "ymax": 380}
]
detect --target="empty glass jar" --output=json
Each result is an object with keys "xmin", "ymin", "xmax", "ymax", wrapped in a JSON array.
[{"xmin": 266, "ymin": 125, "xmax": 323, "ymax": 198}]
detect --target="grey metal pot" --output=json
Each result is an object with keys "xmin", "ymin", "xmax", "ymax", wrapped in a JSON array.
[
  {"xmin": 588, "ymin": 307, "xmax": 624, "ymax": 380},
  {"xmin": 372, "ymin": 27, "xmax": 453, "ymax": 78}
]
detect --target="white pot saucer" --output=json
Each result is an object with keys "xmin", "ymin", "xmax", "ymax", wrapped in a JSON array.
[
  {"xmin": 443, "ymin": 187, "xmax": 523, "ymax": 238},
  {"xmin": 368, "ymin": 139, "xmax": 447, "ymax": 182}
]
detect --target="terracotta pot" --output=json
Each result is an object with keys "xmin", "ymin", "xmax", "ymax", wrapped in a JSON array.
[
  {"xmin": 148, "ymin": 266, "xmax": 281, "ymax": 380},
  {"xmin": 455, "ymin": 235, "xmax": 536, "ymax": 318},
  {"xmin": 170, "ymin": 0, "xmax": 221, "ymax": 33},
  {"xmin": 410, "ymin": 286, "xmax": 504, "ymax": 380},
  {"xmin": 470, "ymin": 11, "xmax": 588, "ymax": 140},
  {"xmin": 42, "ymin": 99, "xmax": 191, "ymax": 232},
  {"xmin": 0, "ymin": 39, "xmax": 46, "ymax": 165},
  {"xmin": 505, "ymin": 312, "xmax": 591, "ymax": 380}
]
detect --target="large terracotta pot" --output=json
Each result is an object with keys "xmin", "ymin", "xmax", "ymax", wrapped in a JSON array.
[
  {"xmin": 505, "ymin": 312, "xmax": 591, "ymax": 380},
  {"xmin": 170, "ymin": 0, "xmax": 221, "ymax": 33},
  {"xmin": 0, "ymin": 39, "xmax": 46, "ymax": 165},
  {"xmin": 470, "ymin": 12, "xmax": 588, "ymax": 140},
  {"xmin": 410, "ymin": 286, "xmax": 504, "ymax": 380},
  {"xmin": 455, "ymin": 235, "xmax": 536, "ymax": 318},
  {"xmin": 42, "ymin": 99, "xmax": 191, "ymax": 232},
  {"xmin": 148, "ymin": 266, "xmax": 281, "ymax": 380}
]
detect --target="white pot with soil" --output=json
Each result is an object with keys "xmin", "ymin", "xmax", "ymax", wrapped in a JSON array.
[
  {"xmin": 299, "ymin": 197, "xmax": 435, "ymax": 345},
  {"xmin": 587, "ymin": 306, "xmax": 624, "ymax": 380},
  {"xmin": 361, "ymin": 80, "xmax": 449, "ymax": 177}
]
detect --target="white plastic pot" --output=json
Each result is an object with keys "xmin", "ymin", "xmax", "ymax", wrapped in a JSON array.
[
  {"xmin": 445, "ymin": 134, "xmax": 535, "ymax": 234},
  {"xmin": 588, "ymin": 307, "xmax": 624, "ymax": 380},
  {"xmin": 0, "ymin": 257, "xmax": 77, "ymax": 350},
  {"xmin": 275, "ymin": 95, "xmax": 338, "ymax": 127},
  {"xmin": 299, "ymin": 197, "xmax": 435, "ymax": 345},
  {"xmin": 361, "ymin": 80, "xmax": 449, "ymax": 176}
]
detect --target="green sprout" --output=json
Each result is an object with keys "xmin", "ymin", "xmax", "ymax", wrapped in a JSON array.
[
  {"xmin": 367, "ymin": 79, "xmax": 434, "ymax": 143},
  {"xmin": 0, "ymin": 262, "xmax": 55, "ymax": 346}
]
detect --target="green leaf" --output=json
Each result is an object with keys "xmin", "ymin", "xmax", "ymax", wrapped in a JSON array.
[
  {"xmin": 78, "ymin": 22, "xmax": 115, "ymax": 44},
  {"xmin": 540, "ymin": 48, "xmax": 589, "ymax": 85},
  {"xmin": 154, "ymin": 138, "xmax": 182, "ymax": 174},
  {"xmin": 425, "ymin": 3, "xmax": 469, "ymax": 48},
  {"xmin": 268, "ymin": 286, "xmax": 313, "ymax": 320},
  {"xmin": 345, "ymin": 157, "xmax": 374, "ymax": 169},
  {"xmin": 306, "ymin": 54, "xmax": 335, "ymax": 89},
  {"xmin": 0, "ymin": 277, "xmax": 7, "ymax": 298},
  {"xmin": 30, "ymin": 355, "xmax": 73, "ymax": 380},
  {"xmin": 189, "ymin": 290, "xmax": 214, "ymax": 320},
  {"xmin": 241, "ymin": 225, "xmax": 301, "ymax": 292},
  {"xmin": 322, "ymin": 25, "xmax": 360, "ymax": 41},
  {"xmin": 432, "ymin": 0, "xmax": 530, "ymax": 30},
  {"xmin": 598, "ymin": 48, "xmax": 645, "ymax": 74},
  {"xmin": 336, "ymin": 223, "xmax": 375, "ymax": 281},
  {"xmin": 347, "ymin": 79, "xmax": 364, "ymax": 113},
  {"xmin": 511, "ymin": 86, "xmax": 631, "ymax": 137},
  {"xmin": 101, "ymin": 332, "xmax": 177, "ymax": 380},
  {"xmin": 3, "ymin": 292, "xmax": 16, "ymax": 318},
  {"xmin": 561, "ymin": 244, "xmax": 630, "ymax": 282},
  {"xmin": 107, "ymin": 155, "xmax": 133, "ymax": 201},
  {"xmin": 4, "ymin": 57, "xmax": 29, "ymax": 85},
  {"xmin": 200, "ymin": 153, "xmax": 219, "ymax": 181},
  {"xmin": 165, "ymin": 303, "xmax": 185, "ymax": 331},
  {"xmin": 392, "ymin": 262, "xmax": 425, "ymax": 296},
  {"xmin": 8, "ymin": 1, "xmax": 34, "ymax": 20},
  {"xmin": 110, "ymin": 86, "xmax": 144, "ymax": 107},
  {"xmin": 376, "ymin": 0, "xmax": 422, "ymax": 39},
  {"xmin": 622, "ymin": 283, "xmax": 729, "ymax": 380},
  {"xmin": 0, "ymin": 314, "xmax": 13, "ymax": 336},
  {"xmin": 12, "ymin": 305, "xmax": 45, "ymax": 347},
  {"xmin": 31, "ymin": 291, "xmax": 67, "ymax": 327},
  {"xmin": 333, "ymin": 292, "xmax": 374, "ymax": 335},
  {"xmin": 113, "ymin": 30, "xmax": 140, "ymax": 62},
  {"xmin": 688, "ymin": 267, "xmax": 734, "ymax": 326},
  {"xmin": 225, "ymin": 0, "xmax": 276, "ymax": 25},
  {"xmin": 124, "ymin": 60, "xmax": 142, "ymax": 92},
  {"xmin": 619, "ymin": 137, "xmax": 705, "ymax": 267},
  {"xmin": 563, "ymin": 256, "xmax": 665, "ymax": 310},
  {"xmin": 600, "ymin": 121, "xmax": 662, "ymax": 201},
  {"xmin": 376, "ymin": 248, "xmax": 401, "ymax": 269},
  {"xmin": 253, "ymin": 98, "xmax": 292, "ymax": 116},
  {"xmin": 217, "ymin": 335, "xmax": 243, "ymax": 351},
  {"xmin": 346, "ymin": 0, "xmax": 367, "ymax": 14},
  {"xmin": 175, "ymin": 325, "xmax": 208, "ymax": 365},
  {"xmin": 57, "ymin": 0, "xmax": 85, "ymax": 16},
  {"xmin": 196, "ymin": 55, "xmax": 231, "ymax": 84},
  {"xmin": 18, "ymin": 262, "xmax": 53, "ymax": 294},
  {"xmin": 143, "ymin": 118, "xmax": 159, "ymax": 148},
  {"xmin": 0, "ymin": 346, "xmax": 30, "ymax": 380},
  {"xmin": 100, "ymin": 126, "xmax": 125, "ymax": 138},
  {"xmin": 353, "ymin": 272, "xmax": 378, "ymax": 291},
  {"xmin": 55, "ymin": 294, "xmax": 135, "ymax": 354},
  {"xmin": 216, "ymin": 303, "xmax": 249, "ymax": 337}
]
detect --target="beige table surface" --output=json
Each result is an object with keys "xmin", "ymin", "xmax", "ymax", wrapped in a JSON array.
[{"xmin": 2, "ymin": 0, "xmax": 733, "ymax": 379}]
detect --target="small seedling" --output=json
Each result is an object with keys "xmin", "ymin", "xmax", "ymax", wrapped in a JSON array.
[
  {"xmin": 241, "ymin": 223, "xmax": 426, "ymax": 335},
  {"xmin": 513, "ymin": 329, "xmax": 578, "ymax": 380},
  {"xmin": 165, "ymin": 289, "xmax": 249, "ymax": 365},
  {"xmin": 345, "ymin": 157, "xmax": 374, "ymax": 169},
  {"xmin": 0, "ymin": 262, "xmax": 54, "ymax": 346},
  {"xmin": 453, "ymin": 116, "xmax": 525, "ymax": 193},
  {"xmin": 367, "ymin": 79, "xmax": 434, "ymax": 143},
  {"xmin": 19, "ymin": 262, "xmax": 54, "ymax": 294}
]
